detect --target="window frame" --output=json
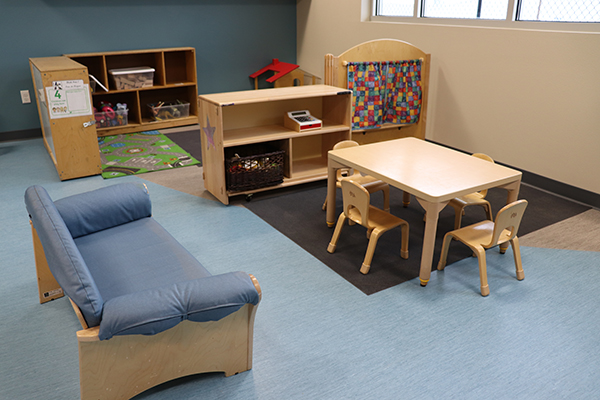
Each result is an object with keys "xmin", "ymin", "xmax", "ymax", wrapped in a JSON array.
[{"xmin": 369, "ymin": 0, "xmax": 600, "ymax": 33}]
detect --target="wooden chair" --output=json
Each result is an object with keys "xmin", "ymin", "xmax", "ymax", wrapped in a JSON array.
[
  {"xmin": 327, "ymin": 179, "xmax": 409, "ymax": 275},
  {"xmin": 447, "ymin": 153, "xmax": 495, "ymax": 229},
  {"xmin": 437, "ymin": 200, "xmax": 528, "ymax": 296},
  {"xmin": 322, "ymin": 140, "xmax": 390, "ymax": 212}
]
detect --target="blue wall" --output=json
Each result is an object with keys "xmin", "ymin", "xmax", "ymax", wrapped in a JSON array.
[{"xmin": 0, "ymin": 0, "xmax": 297, "ymax": 136}]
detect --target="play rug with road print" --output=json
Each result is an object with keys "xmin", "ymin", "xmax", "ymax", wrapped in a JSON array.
[{"xmin": 98, "ymin": 131, "xmax": 200, "ymax": 179}]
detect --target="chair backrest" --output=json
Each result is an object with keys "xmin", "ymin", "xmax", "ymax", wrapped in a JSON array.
[
  {"xmin": 334, "ymin": 140, "xmax": 360, "ymax": 179},
  {"xmin": 341, "ymin": 179, "xmax": 371, "ymax": 228},
  {"xmin": 472, "ymin": 153, "xmax": 495, "ymax": 198},
  {"xmin": 333, "ymin": 140, "xmax": 360, "ymax": 151},
  {"xmin": 486, "ymin": 200, "xmax": 528, "ymax": 248}
]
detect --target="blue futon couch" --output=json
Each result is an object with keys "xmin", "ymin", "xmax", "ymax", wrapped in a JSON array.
[{"xmin": 25, "ymin": 183, "xmax": 261, "ymax": 400}]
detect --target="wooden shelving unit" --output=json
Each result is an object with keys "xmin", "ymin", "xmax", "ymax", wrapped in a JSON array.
[
  {"xmin": 65, "ymin": 47, "xmax": 198, "ymax": 137},
  {"xmin": 199, "ymin": 85, "xmax": 352, "ymax": 204},
  {"xmin": 29, "ymin": 56, "xmax": 102, "ymax": 180}
]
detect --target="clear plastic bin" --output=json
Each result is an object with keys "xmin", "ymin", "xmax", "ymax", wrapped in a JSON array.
[
  {"xmin": 109, "ymin": 67, "xmax": 155, "ymax": 90},
  {"xmin": 148, "ymin": 101, "xmax": 190, "ymax": 121}
]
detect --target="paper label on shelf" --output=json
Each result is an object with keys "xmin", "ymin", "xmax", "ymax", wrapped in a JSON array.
[
  {"xmin": 46, "ymin": 80, "xmax": 92, "ymax": 119},
  {"xmin": 43, "ymin": 288, "xmax": 64, "ymax": 298}
]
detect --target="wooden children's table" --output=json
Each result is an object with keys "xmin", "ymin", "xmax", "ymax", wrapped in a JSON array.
[{"xmin": 326, "ymin": 137, "xmax": 522, "ymax": 287}]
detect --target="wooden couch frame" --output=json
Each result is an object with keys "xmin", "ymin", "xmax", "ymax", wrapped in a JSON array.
[
  {"xmin": 324, "ymin": 38, "xmax": 431, "ymax": 144},
  {"xmin": 30, "ymin": 223, "xmax": 261, "ymax": 400}
]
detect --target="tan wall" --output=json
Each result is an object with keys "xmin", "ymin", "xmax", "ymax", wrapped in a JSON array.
[{"xmin": 297, "ymin": 0, "xmax": 600, "ymax": 195}]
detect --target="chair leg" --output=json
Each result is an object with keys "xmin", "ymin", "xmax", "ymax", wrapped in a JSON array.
[
  {"xmin": 400, "ymin": 223, "xmax": 409, "ymax": 259},
  {"xmin": 484, "ymin": 203, "xmax": 493, "ymax": 221},
  {"xmin": 360, "ymin": 229, "xmax": 382, "ymax": 274},
  {"xmin": 510, "ymin": 237, "xmax": 525, "ymax": 281},
  {"xmin": 437, "ymin": 233, "xmax": 454, "ymax": 270},
  {"xmin": 322, "ymin": 195, "xmax": 328, "ymax": 211},
  {"xmin": 382, "ymin": 185, "xmax": 390, "ymax": 213},
  {"xmin": 453, "ymin": 205, "xmax": 464, "ymax": 230},
  {"xmin": 473, "ymin": 247, "xmax": 489, "ymax": 296},
  {"xmin": 327, "ymin": 214, "xmax": 347, "ymax": 253}
]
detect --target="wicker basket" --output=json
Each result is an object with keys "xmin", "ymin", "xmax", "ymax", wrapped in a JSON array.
[{"xmin": 225, "ymin": 148, "xmax": 285, "ymax": 192}]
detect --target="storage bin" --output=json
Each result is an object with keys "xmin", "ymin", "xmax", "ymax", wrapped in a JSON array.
[
  {"xmin": 148, "ymin": 101, "xmax": 190, "ymax": 121},
  {"xmin": 95, "ymin": 109, "xmax": 128, "ymax": 128},
  {"xmin": 225, "ymin": 146, "xmax": 285, "ymax": 192},
  {"xmin": 109, "ymin": 67, "xmax": 155, "ymax": 90}
]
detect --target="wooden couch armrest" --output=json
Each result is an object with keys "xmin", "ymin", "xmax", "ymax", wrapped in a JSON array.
[
  {"xmin": 73, "ymin": 273, "xmax": 261, "ymax": 344},
  {"xmin": 30, "ymin": 222, "xmax": 64, "ymax": 304},
  {"xmin": 76, "ymin": 326, "xmax": 100, "ymax": 342},
  {"xmin": 249, "ymin": 273, "xmax": 262, "ymax": 301},
  {"xmin": 76, "ymin": 301, "xmax": 259, "ymax": 399}
]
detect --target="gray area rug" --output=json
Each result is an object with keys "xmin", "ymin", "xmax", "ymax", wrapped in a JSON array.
[{"xmin": 243, "ymin": 182, "xmax": 591, "ymax": 295}]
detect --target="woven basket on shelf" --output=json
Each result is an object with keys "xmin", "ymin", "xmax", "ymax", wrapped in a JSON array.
[{"xmin": 225, "ymin": 149, "xmax": 285, "ymax": 192}]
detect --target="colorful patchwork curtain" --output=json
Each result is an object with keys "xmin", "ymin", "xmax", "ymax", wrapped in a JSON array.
[
  {"xmin": 348, "ymin": 60, "xmax": 422, "ymax": 130},
  {"xmin": 347, "ymin": 62, "xmax": 385, "ymax": 129}
]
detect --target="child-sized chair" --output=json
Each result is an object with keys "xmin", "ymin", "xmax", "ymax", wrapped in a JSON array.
[
  {"xmin": 322, "ymin": 140, "xmax": 390, "ymax": 212},
  {"xmin": 437, "ymin": 199, "xmax": 528, "ymax": 296},
  {"xmin": 447, "ymin": 153, "xmax": 495, "ymax": 229},
  {"xmin": 327, "ymin": 179, "xmax": 409, "ymax": 274}
]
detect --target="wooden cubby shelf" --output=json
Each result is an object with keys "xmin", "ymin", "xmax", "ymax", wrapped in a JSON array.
[
  {"xmin": 65, "ymin": 47, "xmax": 198, "ymax": 136},
  {"xmin": 199, "ymin": 85, "xmax": 352, "ymax": 204}
]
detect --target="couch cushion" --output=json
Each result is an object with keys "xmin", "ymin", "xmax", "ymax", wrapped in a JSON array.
[
  {"xmin": 98, "ymin": 271, "xmax": 261, "ymax": 340},
  {"xmin": 74, "ymin": 217, "xmax": 212, "ymax": 301},
  {"xmin": 55, "ymin": 183, "xmax": 151, "ymax": 239},
  {"xmin": 25, "ymin": 186, "xmax": 104, "ymax": 327}
]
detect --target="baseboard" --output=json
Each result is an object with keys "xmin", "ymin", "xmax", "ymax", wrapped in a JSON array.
[
  {"xmin": 0, "ymin": 128, "xmax": 42, "ymax": 142},
  {"xmin": 161, "ymin": 124, "xmax": 200, "ymax": 134},
  {"xmin": 427, "ymin": 140, "xmax": 600, "ymax": 210},
  {"xmin": 519, "ymin": 170, "xmax": 600, "ymax": 210}
]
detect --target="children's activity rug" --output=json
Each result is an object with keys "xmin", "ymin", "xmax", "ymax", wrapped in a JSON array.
[{"xmin": 98, "ymin": 131, "xmax": 200, "ymax": 179}]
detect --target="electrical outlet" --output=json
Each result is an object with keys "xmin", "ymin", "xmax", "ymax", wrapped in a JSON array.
[{"xmin": 20, "ymin": 90, "xmax": 31, "ymax": 104}]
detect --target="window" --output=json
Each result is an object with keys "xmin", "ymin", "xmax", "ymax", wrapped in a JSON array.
[
  {"xmin": 517, "ymin": 0, "xmax": 600, "ymax": 23},
  {"xmin": 422, "ymin": 0, "xmax": 508, "ymax": 20},
  {"xmin": 376, "ymin": 0, "xmax": 414, "ymax": 17},
  {"xmin": 375, "ymin": 0, "xmax": 600, "ymax": 23}
]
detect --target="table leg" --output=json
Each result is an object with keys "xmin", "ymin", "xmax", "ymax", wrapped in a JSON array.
[
  {"xmin": 326, "ymin": 159, "xmax": 339, "ymax": 227},
  {"xmin": 504, "ymin": 179, "xmax": 521, "ymax": 205},
  {"xmin": 402, "ymin": 191, "xmax": 411, "ymax": 207},
  {"xmin": 416, "ymin": 198, "xmax": 448, "ymax": 287}
]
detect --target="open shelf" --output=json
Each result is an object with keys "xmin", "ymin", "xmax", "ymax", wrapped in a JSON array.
[
  {"xmin": 290, "ymin": 158, "xmax": 327, "ymax": 179},
  {"xmin": 223, "ymin": 121, "xmax": 350, "ymax": 147},
  {"xmin": 199, "ymin": 85, "xmax": 352, "ymax": 204},
  {"xmin": 65, "ymin": 48, "xmax": 198, "ymax": 136},
  {"xmin": 164, "ymin": 49, "xmax": 196, "ymax": 85}
]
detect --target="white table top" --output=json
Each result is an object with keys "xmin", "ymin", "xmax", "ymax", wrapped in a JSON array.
[{"xmin": 328, "ymin": 138, "xmax": 522, "ymax": 203}]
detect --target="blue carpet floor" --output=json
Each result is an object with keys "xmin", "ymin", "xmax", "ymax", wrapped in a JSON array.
[{"xmin": 2, "ymin": 138, "xmax": 600, "ymax": 399}]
